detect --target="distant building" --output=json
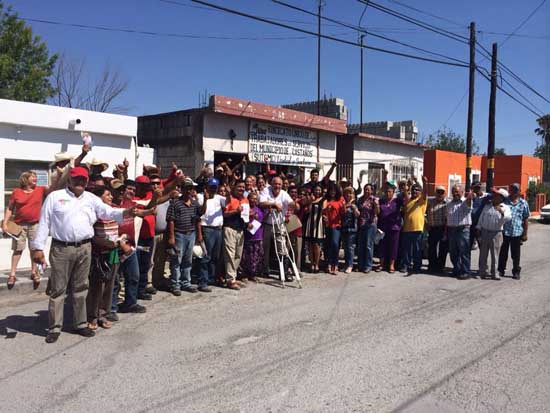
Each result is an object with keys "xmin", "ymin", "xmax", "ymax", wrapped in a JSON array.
[
  {"xmin": 348, "ymin": 120, "xmax": 418, "ymax": 142},
  {"xmin": 282, "ymin": 98, "xmax": 348, "ymax": 121}
]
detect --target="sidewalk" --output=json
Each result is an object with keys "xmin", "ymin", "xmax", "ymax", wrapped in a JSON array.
[{"xmin": 0, "ymin": 267, "xmax": 50, "ymax": 295}]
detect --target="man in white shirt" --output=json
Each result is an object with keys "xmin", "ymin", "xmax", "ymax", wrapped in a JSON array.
[
  {"xmin": 446, "ymin": 185, "xmax": 474, "ymax": 279},
  {"xmin": 31, "ymin": 167, "xmax": 134, "ymax": 344},
  {"xmin": 476, "ymin": 188, "xmax": 512, "ymax": 280},
  {"xmin": 259, "ymin": 177, "xmax": 294, "ymax": 277},
  {"xmin": 197, "ymin": 178, "xmax": 226, "ymax": 290}
]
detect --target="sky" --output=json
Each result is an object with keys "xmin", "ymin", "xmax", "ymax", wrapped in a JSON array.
[{"xmin": 7, "ymin": 0, "xmax": 550, "ymax": 155}]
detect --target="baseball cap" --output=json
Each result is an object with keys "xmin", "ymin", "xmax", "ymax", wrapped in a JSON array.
[
  {"xmin": 135, "ymin": 175, "xmax": 151, "ymax": 184},
  {"xmin": 69, "ymin": 166, "xmax": 89, "ymax": 179},
  {"xmin": 492, "ymin": 187, "xmax": 509, "ymax": 198},
  {"xmin": 510, "ymin": 183, "xmax": 520, "ymax": 191},
  {"xmin": 386, "ymin": 180, "xmax": 397, "ymax": 188},
  {"xmin": 183, "ymin": 177, "xmax": 197, "ymax": 188},
  {"xmin": 207, "ymin": 178, "xmax": 220, "ymax": 187}
]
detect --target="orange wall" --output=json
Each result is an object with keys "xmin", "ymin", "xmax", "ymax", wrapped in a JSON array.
[{"xmin": 424, "ymin": 149, "xmax": 543, "ymax": 195}]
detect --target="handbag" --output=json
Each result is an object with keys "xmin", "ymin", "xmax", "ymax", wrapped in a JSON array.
[{"xmin": 91, "ymin": 249, "xmax": 119, "ymax": 282}]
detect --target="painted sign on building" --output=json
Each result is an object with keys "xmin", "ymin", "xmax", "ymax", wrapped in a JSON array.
[{"xmin": 248, "ymin": 122, "xmax": 316, "ymax": 166}]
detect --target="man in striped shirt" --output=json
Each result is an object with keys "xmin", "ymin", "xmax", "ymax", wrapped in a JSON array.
[
  {"xmin": 476, "ymin": 188, "xmax": 512, "ymax": 280},
  {"xmin": 446, "ymin": 185, "xmax": 474, "ymax": 279}
]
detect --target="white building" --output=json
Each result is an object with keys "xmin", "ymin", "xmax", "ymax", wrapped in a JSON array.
[
  {"xmin": 0, "ymin": 99, "xmax": 154, "ymax": 270},
  {"xmin": 338, "ymin": 133, "xmax": 425, "ymax": 190}
]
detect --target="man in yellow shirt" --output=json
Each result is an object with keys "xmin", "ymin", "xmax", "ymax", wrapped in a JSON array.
[{"xmin": 400, "ymin": 176, "xmax": 428, "ymax": 276}]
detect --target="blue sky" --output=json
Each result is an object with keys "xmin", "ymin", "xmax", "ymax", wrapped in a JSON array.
[{"xmin": 8, "ymin": 0, "xmax": 550, "ymax": 155}]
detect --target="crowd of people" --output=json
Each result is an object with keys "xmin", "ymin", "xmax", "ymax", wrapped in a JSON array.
[{"xmin": 1, "ymin": 144, "xmax": 530, "ymax": 344}]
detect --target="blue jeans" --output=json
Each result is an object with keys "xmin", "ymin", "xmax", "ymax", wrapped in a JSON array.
[
  {"xmin": 357, "ymin": 223, "xmax": 377, "ymax": 271},
  {"xmin": 325, "ymin": 227, "xmax": 341, "ymax": 266},
  {"xmin": 137, "ymin": 237, "xmax": 154, "ymax": 295},
  {"xmin": 448, "ymin": 226, "xmax": 471, "ymax": 276},
  {"xmin": 400, "ymin": 231, "xmax": 423, "ymax": 271},
  {"xmin": 199, "ymin": 227, "xmax": 222, "ymax": 287},
  {"xmin": 341, "ymin": 229, "xmax": 357, "ymax": 268},
  {"xmin": 170, "ymin": 231, "xmax": 196, "ymax": 290},
  {"xmin": 112, "ymin": 251, "xmax": 140, "ymax": 311}
]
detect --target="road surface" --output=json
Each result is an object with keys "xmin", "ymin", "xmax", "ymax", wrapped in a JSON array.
[{"xmin": 1, "ymin": 222, "xmax": 549, "ymax": 412}]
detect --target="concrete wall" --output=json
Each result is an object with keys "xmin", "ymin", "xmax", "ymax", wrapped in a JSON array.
[{"xmin": 202, "ymin": 113, "xmax": 249, "ymax": 164}]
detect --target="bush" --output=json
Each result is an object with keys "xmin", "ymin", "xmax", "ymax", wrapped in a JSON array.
[{"xmin": 526, "ymin": 182, "xmax": 550, "ymax": 210}]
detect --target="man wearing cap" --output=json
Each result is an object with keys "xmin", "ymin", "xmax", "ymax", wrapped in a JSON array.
[
  {"xmin": 446, "ymin": 185, "xmax": 474, "ymax": 279},
  {"xmin": 498, "ymin": 183, "xmax": 529, "ymax": 279},
  {"xmin": 476, "ymin": 188, "xmax": 512, "ymax": 280},
  {"xmin": 167, "ymin": 177, "xmax": 202, "ymax": 295},
  {"xmin": 426, "ymin": 185, "xmax": 448, "ymax": 273},
  {"xmin": 31, "ymin": 167, "xmax": 135, "ymax": 343},
  {"xmin": 197, "ymin": 178, "xmax": 226, "ymax": 291}
]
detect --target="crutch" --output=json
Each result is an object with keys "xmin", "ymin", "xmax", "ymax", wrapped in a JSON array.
[{"xmin": 272, "ymin": 210, "xmax": 303, "ymax": 288}]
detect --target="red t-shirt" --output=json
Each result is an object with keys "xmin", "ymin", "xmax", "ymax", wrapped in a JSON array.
[
  {"xmin": 324, "ymin": 199, "xmax": 345, "ymax": 229},
  {"xmin": 8, "ymin": 186, "xmax": 46, "ymax": 224},
  {"xmin": 118, "ymin": 199, "xmax": 145, "ymax": 245},
  {"xmin": 133, "ymin": 192, "xmax": 155, "ymax": 239}
]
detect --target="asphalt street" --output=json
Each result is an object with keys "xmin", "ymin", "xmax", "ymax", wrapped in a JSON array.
[{"xmin": 1, "ymin": 222, "xmax": 549, "ymax": 412}]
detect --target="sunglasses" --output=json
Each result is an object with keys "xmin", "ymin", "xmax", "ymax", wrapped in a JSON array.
[{"xmin": 436, "ymin": 190, "xmax": 445, "ymax": 194}]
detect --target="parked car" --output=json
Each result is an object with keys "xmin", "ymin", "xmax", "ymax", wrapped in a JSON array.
[{"xmin": 541, "ymin": 203, "xmax": 550, "ymax": 223}]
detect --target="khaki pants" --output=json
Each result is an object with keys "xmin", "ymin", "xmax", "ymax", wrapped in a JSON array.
[
  {"xmin": 48, "ymin": 242, "xmax": 92, "ymax": 333},
  {"xmin": 223, "ymin": 227, "xmax": 244, "ymax": 282},
  {"xmin": 150, "ymin": 233, "xmax": 170, "ymax": 288},
  {"xmin": 478, "ymin": 229, "xmax": 503, "ymax": 277},
  {"xmin": 262, "ymin": 223, "xmax": 289, "ymax": 274},
  {"xmin": 11, "ymin": 222, "xmax": 38, "ymax": 251}
]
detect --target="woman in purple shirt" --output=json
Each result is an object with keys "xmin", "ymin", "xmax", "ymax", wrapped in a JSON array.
[
  {"xmin": 376, "ymin": 182, "xmax": 403, "ymax": 273},
  {"xmin": 240, "ymin": 192, "xmax": 264, "ymax": 282}
]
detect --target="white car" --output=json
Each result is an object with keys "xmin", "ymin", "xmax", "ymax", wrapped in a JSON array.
[{"xmin": 541, "ymin": 203, "xmax": 550, "ymax": 223}]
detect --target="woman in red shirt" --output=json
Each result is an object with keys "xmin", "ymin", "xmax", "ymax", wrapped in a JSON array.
[
  {"xmin": 3, "ymin": 171, "xmax": 47, "ymax": 289},
  {"xmin": 323, "ymin": 182, "xmax": 345, "ymax": 275}
]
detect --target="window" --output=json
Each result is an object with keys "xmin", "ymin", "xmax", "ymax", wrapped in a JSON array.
[
  {"xmin": 448, "ymin": 174, "xmax": 462, "ymax": 193},
  {"xmin": 391, "ymin": 162, "xmax": 415, "ymax": 183},
  {"xmin": 4, "ymin": 159, "xmax": 50, "ymax": 210}
]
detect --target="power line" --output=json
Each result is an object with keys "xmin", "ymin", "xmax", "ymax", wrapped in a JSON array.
[
  {"xmin": 499, "ymin": 0, "xmax": 547, "ymax": 47},
  {"xmin": 272, "ymin": 0, "xmax": 469, "ymax": 65},
  {"xmin": 356, "ymin": 0, "xmax": 469, "ymax": 44},
  {"xmin": 476, "ymin": 67, "xmax": 542, "ymax": 118},
  {"xmin": 478, "ymin": 30, "xmax": 550, "ymax": 40},
  {"xmin": 380, "ymin": 0, "xmax": 466, "ymax": 28},
  {"xmin": 180, "ymin": 0, "xmax": 468, "ymax": 67},
  {"xmin": 20, "ymin": 16, "xmax": 354, "ymax": 41}
]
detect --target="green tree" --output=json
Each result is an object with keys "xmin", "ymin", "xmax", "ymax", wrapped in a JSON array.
[
  {"xmin": 535, "ymin": 115, "xmax": 550, "ymax": 181},
  {"xmin": 0, "ymin": 2, "xmax": 57, "ymax": 102},
  {"xmin": 425, "ymin": 127, "xmax": 480, "ymax": 154},
  {"xmin": 494, "ymin": 147, "xmax": 506, "ymax": 155}
]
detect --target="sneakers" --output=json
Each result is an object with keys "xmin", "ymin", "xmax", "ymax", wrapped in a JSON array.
[
  {"xmin": 493, "ymin": 273, "xmax": 501, "ymax": 280},
  {"xmin": 512, "ymin": 273, "xmax": 521, "ymax": 280},
  {"xmin": 105, "ymin": 312, "xmax": 119, "ymax": 322},
  {"xmin": 119, "ymin": 304, "xmax": 147, "ymax": 313},
  {"xmin": 138, "ymin": 293, "xmax": 153, "ymax": 301},
  {"xmin": 144, "ymin": 286, "xmax": 157, "ymax": 295},
  {"xmin": 171, "ymin": 289, "xmax": 182, "ymax": 296},
  {"xmin": 344, "ymin": 267, "xmax": 353, "ymax": 274}
]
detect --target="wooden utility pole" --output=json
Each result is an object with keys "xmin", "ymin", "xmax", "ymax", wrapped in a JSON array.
[
  {"xmin": 360, "ymin": 33, "xmax": 365, "ymax": 132},
  {"xmin": 486, "ymin": 42, "xmax": 498, "ymax": 190},
  {"xmin": 317, "ymin": 0, "xmax": 322, "ymax": 116},
  {"xmin": 465, "ymin": 22, "xmax": 476, "ymax": 191}
]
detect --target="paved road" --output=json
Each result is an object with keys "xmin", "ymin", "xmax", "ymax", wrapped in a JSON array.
[{"xmin": 1, "ymin": 223, "xmax": 549, "ymax": 412}]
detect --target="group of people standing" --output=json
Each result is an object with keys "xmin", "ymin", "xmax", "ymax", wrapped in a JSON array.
[{"xmin": 1, "ymin": 149, "xmax": 531, "ymax": 344}]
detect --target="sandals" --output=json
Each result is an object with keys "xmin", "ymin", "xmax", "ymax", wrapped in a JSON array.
[
  {"xmin": 7, "ymin": 275, "xmax": 16, "ymax": 290},
  {"xmin": 98, "ymin": 319, "xmax": 112, "ymax": 329},
  {"xmin": 227, "ymin": 281, "xmax": 240, "ymax": 290},
  {"xmin": 88, "ymin": 322, "xmax": 98, "ymax": 330},
  {"xmin": 31, "ymin": 272, "xmax": 41, "ymax": 290}
]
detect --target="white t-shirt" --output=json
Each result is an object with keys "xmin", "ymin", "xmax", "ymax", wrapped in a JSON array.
[
  {"xmin": 154, "ymin": 201, "xmax": 170, "ymax": 233},
  {"xmin": 197, "ymin": 193, "xmax": 226, "ymax": 227},
  {"xmin": 259, "ymin": 187, "xmax": 292, "ymax": 225}
]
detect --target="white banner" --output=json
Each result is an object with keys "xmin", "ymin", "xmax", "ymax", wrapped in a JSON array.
[{"xmin": 248, "ymin": 122, "xmax": 317, "ymax": 166}]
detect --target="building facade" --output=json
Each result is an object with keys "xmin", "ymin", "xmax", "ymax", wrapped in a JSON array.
[
  {"xmin": 138, "ymin": 95, "xmax": 347, "ymax": 183},
  {"xmin": 347, "ymin": 120, "xmax": 418, "ymax": 142},
  {"xmin": 423, "ymin": 149, "xmax": 543, "ymax": 195},
  {"xmin": 0, "ymin": 98, "xmax": 154, "ymax": 270}
]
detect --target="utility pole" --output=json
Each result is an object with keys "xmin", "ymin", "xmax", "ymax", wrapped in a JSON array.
[
  {"xmin": 317, "ymin": 0, "xmax": 322, "ymax": 116},
  {"xmin": 465, "ymin": 22, "xmax": 476, "ymax": 191},
  {"xmin": 486, "ymin": 42, "xmax": 498, "ymax": 190},
  {"xmin": 360, "ymin": 34, "xmax": 365, "ymax": 132}
]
